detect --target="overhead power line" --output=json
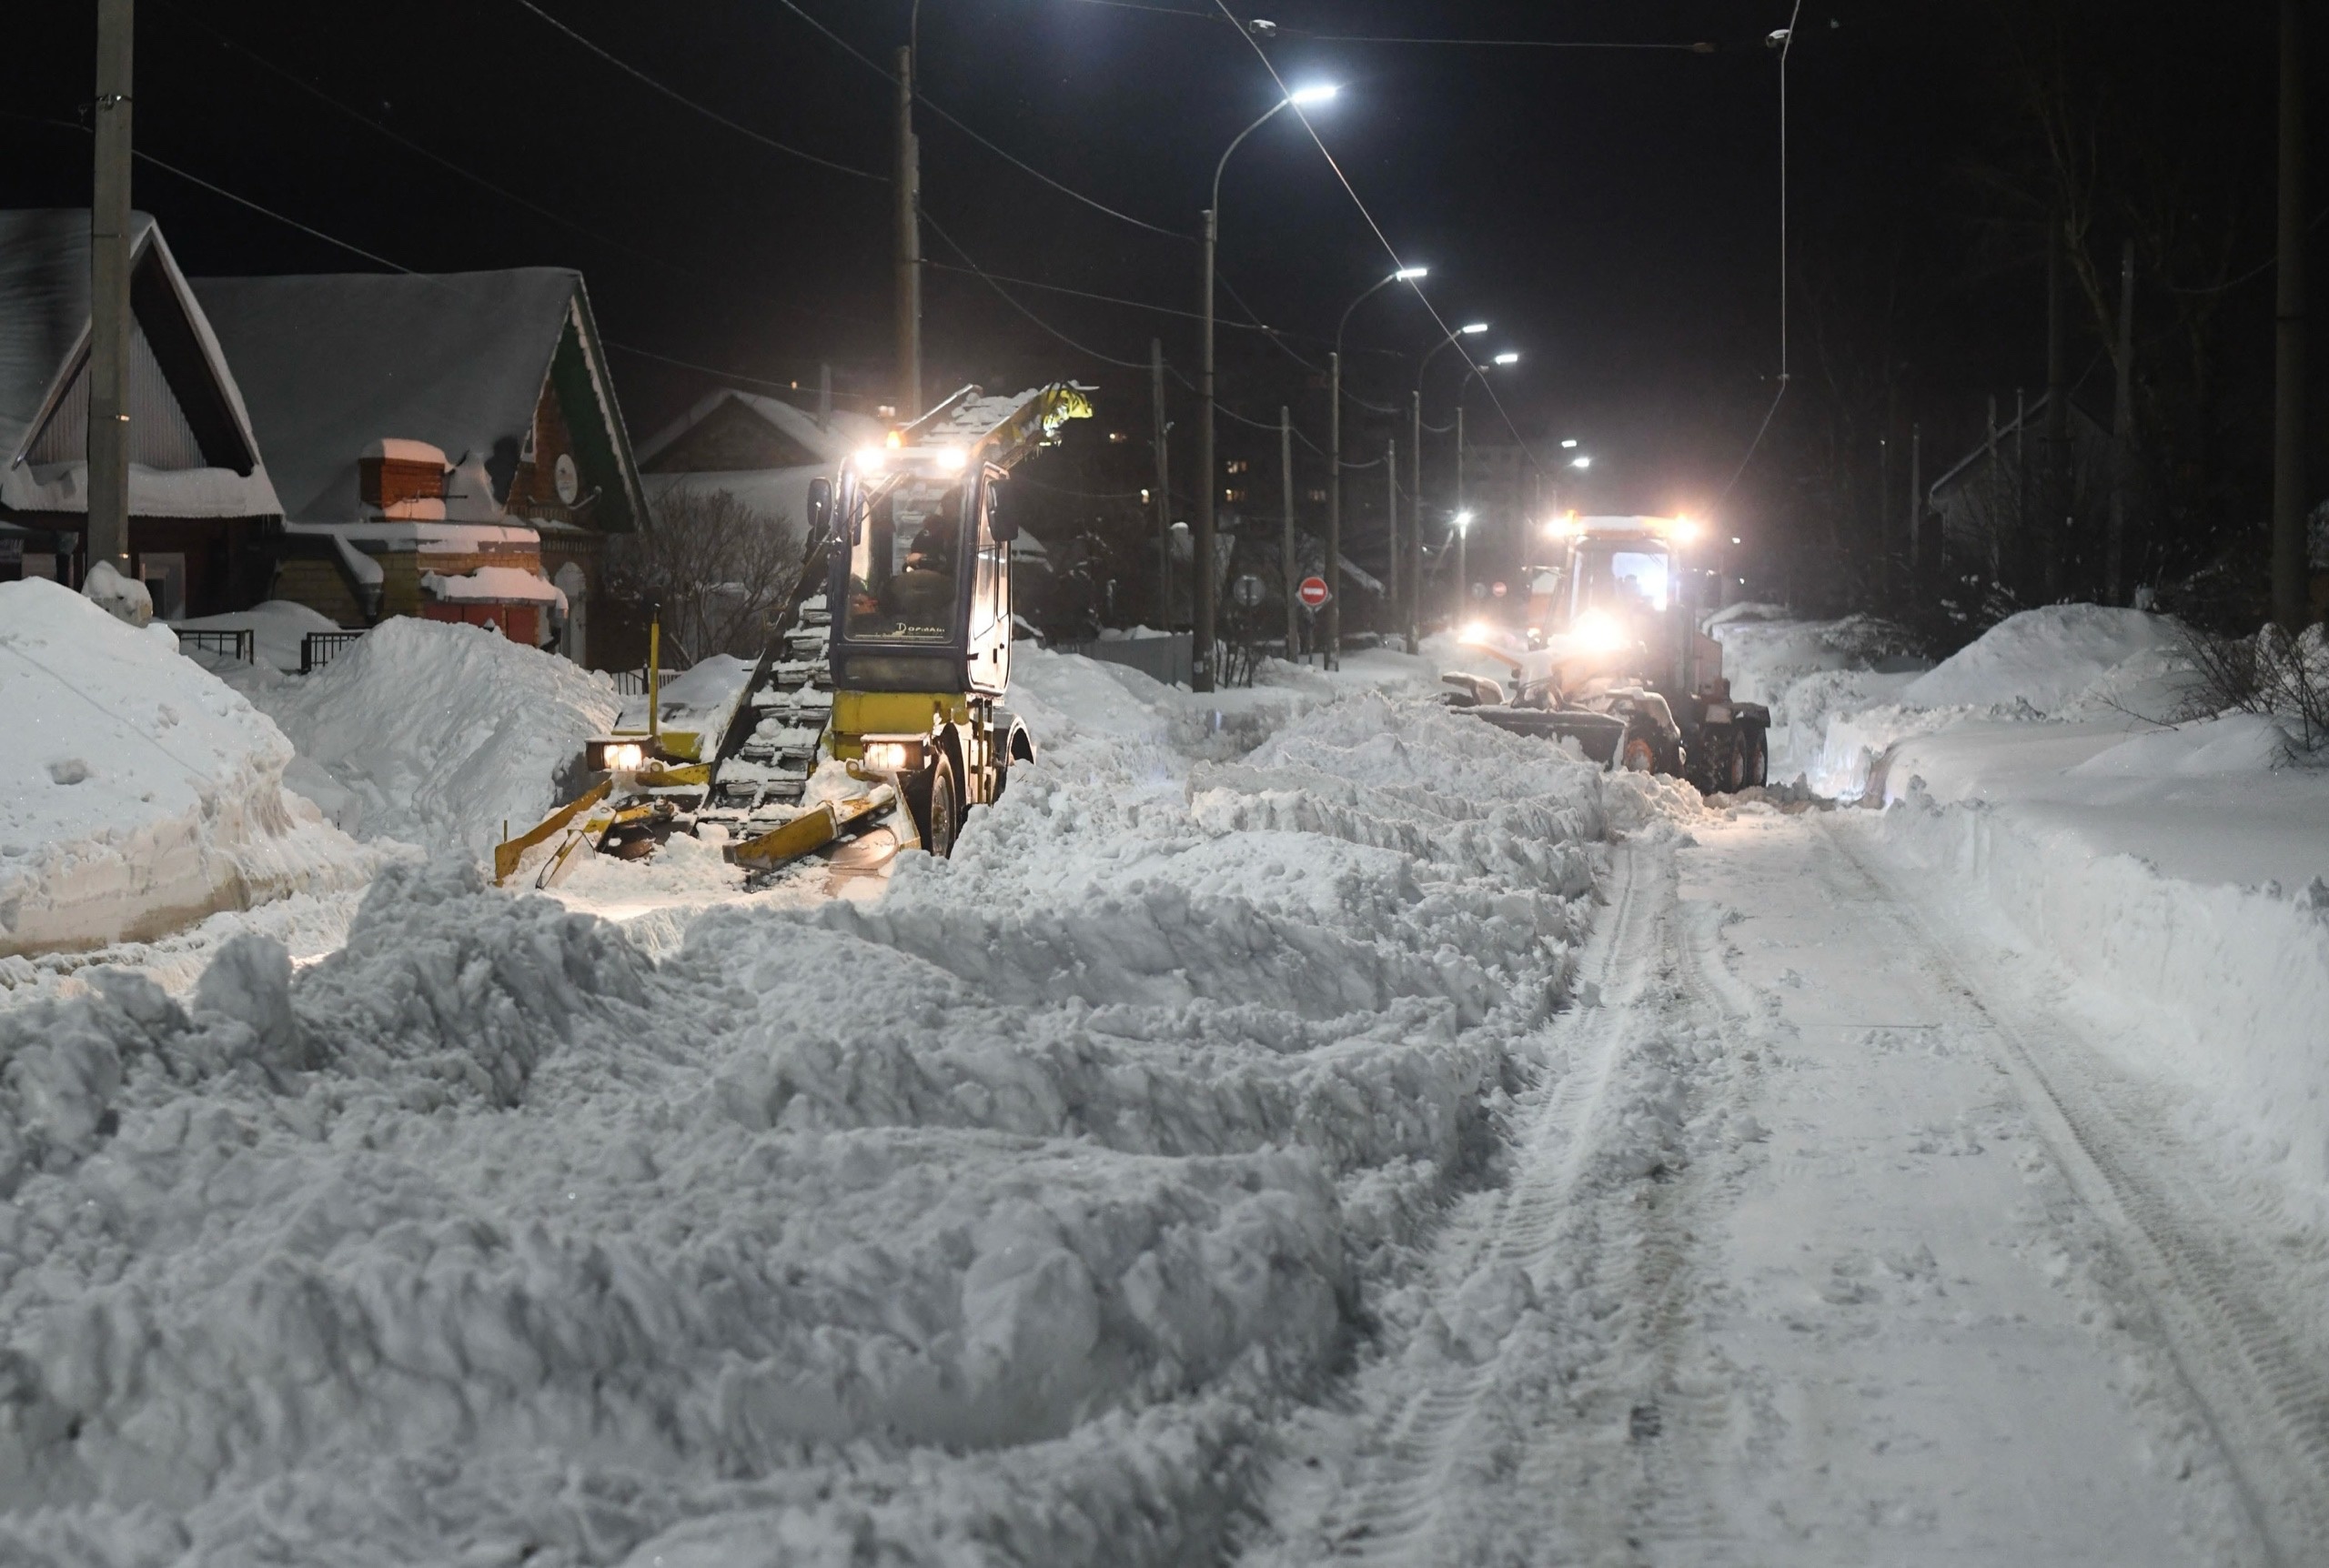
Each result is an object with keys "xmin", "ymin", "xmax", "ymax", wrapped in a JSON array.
[
  {"xmin": 767, "ymin": 0, "xmax": 1190, "ymax": 241},
  {"xmin": 158, "ymin": 3, "xmax": 878, "ymax": 335},
  {"xmin": 921, "ymin": 209, "xmax": 1154, "ymax": 369},
  {"xmin": 512, "ymin": 0, "xmax": 887, "ymax": 183},
  {"xmin": 1207, "ymin": 1, "xmax": 1548, "ymax": 477},
  {"xmin": 1064, "ymin": 0, "xmax": 1714, "ymax": 52}
]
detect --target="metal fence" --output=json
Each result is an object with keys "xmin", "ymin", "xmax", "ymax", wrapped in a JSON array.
[
  {"xmin": 606, "ymin": 667, "xmax": 687, "ymax": 697},
  {"xmin": 173, "ymin": 628, "xmax": 254, "ymax": 664},
  {"xmin": 300, "ymin": 630, "xmax": 367, "ymax": 674},
  {"xmin": 1059, "ymin": 633, "xmax": 1194, "ymax": 688}
]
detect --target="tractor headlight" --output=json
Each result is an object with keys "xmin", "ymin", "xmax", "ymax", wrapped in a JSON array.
[
  {"xmin": 862, "ymin": 739, "xmax": 923, "ymax": 773},
  {"xmin": 592, "ymin": 740, "xmax": 648, "ymax": 772},
  {"xmin": 1573, "ymin": 610, "xmax": 1628, "ymax": 655}
]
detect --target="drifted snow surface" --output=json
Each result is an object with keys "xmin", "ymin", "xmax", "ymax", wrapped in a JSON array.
[
  {"xmin": 247, "ymin": 618, "xmax": 621, "ymax": 855},
  {"xmin": 0, "ymin": 580, "xmax": 374, "ymax": 960},
  {"xmin": 0, "ymin": 648, "xmax": 1609, "ymax": 1565}
]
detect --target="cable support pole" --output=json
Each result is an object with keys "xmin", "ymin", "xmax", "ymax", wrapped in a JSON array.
[
  {"xmin": 1195, "ymin": 204, "xmax": 1217, "ymax": 690},
  {"xmin": 1408, "ymin": 387, "xmax": 1423, "ymax": 654},
  {"xmin": 87, "ymin": 0, "xmax": 135, "ymax": 580},
  {"xmin": 1326, "ymin": 350, "xmax": 1342, "ymax": 668},
  {"xmin": 895, "ymin": 45, "xmax": 922, "ymax": 421},
  {"xmin": 1152, "ymin": 339, "xmax": 1173, "ymax": 633},
  {"xmin": 1281, "ymin": 406, "xmax": 1298, "ymax": 661}
]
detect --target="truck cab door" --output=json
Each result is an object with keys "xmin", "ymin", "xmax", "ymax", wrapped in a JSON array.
[{"xmin": 969, "ymin": 467, "xmax": 1013, "ymax": 694}]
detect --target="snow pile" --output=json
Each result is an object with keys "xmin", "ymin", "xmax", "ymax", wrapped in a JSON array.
[
  {"xmin": 249, "ymin": 617, "xmax": 619, "ymax": 855},
  {"xmin": 175, "ymin": 599, "xmax": 345, "ymax": 675},
  {"xmin": 1709, "ymin": 614, "xmax": 1930, "ymax": 785},
  {"xmin": 0, "ymin": 652, "xmax": 1614, "ymax": 1564},
  {"xmin": 0, "ymin": 579, "xmax": 372, "ymax": 959},
  {"xmin": 1899, "ymin": 604, "xmax": 2176, "ymax": 710}
]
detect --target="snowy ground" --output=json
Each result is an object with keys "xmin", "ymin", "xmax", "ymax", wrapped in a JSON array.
[{"xmin": 8, "ymin": 602, "xmax": 2329, "ymax": 1563}]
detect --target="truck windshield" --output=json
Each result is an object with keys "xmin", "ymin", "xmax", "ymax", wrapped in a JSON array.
[
  {"xmin": 1572, "ymin": 544, "xmax": 1669, "ymax": 616},
  {"xmin": 844, "ymin": 474, "xmax": 966, "ymax": 642}
]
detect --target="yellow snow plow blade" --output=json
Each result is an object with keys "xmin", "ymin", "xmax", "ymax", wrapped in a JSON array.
[
  {"xmin": 494, "ymin": 780, "xmax": 612, "ymax": 885},
  {"xmin": 730, "ymin": 788, "xmax": 896, "ymax": 872}
]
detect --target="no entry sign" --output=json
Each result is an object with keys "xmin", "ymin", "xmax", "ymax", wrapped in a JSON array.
[{"xmin": 1297, "ymin": 575, "xmax": 1331, "ymax": 608}]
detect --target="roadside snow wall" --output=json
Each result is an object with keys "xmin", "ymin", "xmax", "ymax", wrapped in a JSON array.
[
  {"xmin": 0, "ymin": 580, "xmax": 370, "ymax": 958},
  {"xmin": 1880, "ymin": 782, "xmax": 2329, "ymax": 1203},
  {"xmin": 251, "ymin": 617, "xmax": 620, "ymax": 855},
  {"xmin": 0, "ymin": 662, "xmax": 1611, "ymax": 1566}
]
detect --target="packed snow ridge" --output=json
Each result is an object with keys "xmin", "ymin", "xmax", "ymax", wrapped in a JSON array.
[
  {"xmin": 0, "ymin": 645, "xmax": 1622, "ymax": 1565},
  {"xmin": 0, "ymin": 580, "xmax": 372, "ymax": 960}
]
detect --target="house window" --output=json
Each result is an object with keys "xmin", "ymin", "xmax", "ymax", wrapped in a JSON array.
[
  {"xmin": 1306, "ymin": 487, "xmax": 1327, "ymax": 502},
  {"xmin": 1225, "ymin": 459, "xmax": 1250, "ymax": 475},
  {"xmin": 1225, "ymin": 488, "xmax": 1247, "ymax": 503}
]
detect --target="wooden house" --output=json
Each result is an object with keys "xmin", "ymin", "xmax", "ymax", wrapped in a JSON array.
[
  {"xmin": 0, "ymin": 209, "xmax": 282, "ymax": 615},
  {"xmin": 192, "ymin": 267, "xmax": 647, "ymax": 665}
]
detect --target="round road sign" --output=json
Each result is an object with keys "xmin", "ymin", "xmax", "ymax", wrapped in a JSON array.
[{"xmin": 1297, "ymin": 575, "xmax": 1331, "ymax": 608}]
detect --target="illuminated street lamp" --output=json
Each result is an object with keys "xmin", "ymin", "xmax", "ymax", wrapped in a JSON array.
[
  {"xmin": 1452, "ymin": 508, "xmax": 1475, "ymax": 621},
  {"xmin": 1328, "ymin": 263, "xmax": 1428, "ymax": 668},
  {"xmin": 1197, "ymin": 83, "xmax": 1338, "ymax": 690}
]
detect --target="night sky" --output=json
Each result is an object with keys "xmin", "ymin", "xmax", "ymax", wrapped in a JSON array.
[{"xmin": 0, "ymin": 1, "xmax": 2298, "ymax": 594}]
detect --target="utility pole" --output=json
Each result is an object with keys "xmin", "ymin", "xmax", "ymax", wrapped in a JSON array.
[
  {"xmin": 87, "ymin": 0, "xmax": 136, "ymax": 582},
  {"xmin": 2273, "ymin": 0, "xmax": 2310, "ymax": 633},
  {"xmin": 1280, "ymin": 406, "xmax": 1297, "ymax": 660},
  {"xmin": 1407, "ymin": 389, "xmax": 1423, "ymax": 654},
  {"xmin": 2110, "ymin": 241, "xmax": 2136, "ymax": 607},
  {"xmin": 1878, "ymin": 436, "xmax": 1891, "ymax": 606},
  {"xmin": 1151, "ymin": 339, "xmax": 1173, "ymax": 634},
  {"xmin": 2044, "ymin": 216, "xmax": 2068, "ymax": 599},
  {"xmin": 1909, "ymin": 421, "xmax": 1923, "ymax": 592},
  {"xmin": 1194, "ymin": 207, "xmax": 1219, "ymax": 690},
  {"xmin": 893, "ymin": 46, "xmax": 922, "ymax": 423},
  {"xmin": 1386, "ymin": 437, "xmax": 1397, "ymax": 648},
  {"xmin": 1326, "ymin": 351, "xmax": 1342, "ymax": 669},
  {"xmin": 1384, "ymin": 437, "xmax": 1400, "ymax": 634},
  {"xmin": 1987, "ymin": 394, "xmax": 2003, "ymax": 584}
]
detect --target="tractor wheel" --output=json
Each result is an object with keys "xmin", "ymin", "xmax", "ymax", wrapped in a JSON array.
[
  {"xmin": 1715, "ymin": 727, "xmax": 1748, "ymax": 793},
  {"xmin": 909, "ymin": 749, "xmax": 963, "ymax": 858},
  {"xmin": 1740, "ymin": 724, "xmax": 1769, "ymax": 789}
]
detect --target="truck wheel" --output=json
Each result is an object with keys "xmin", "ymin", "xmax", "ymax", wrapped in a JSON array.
[
  {"xmin": 1741, "ymin": 724, "xmax": 1769, "ymax": 789},
  {"xmin": 1715, "ymin": 728, "xmax": 1747, "ymax": 793},
  {"xmin": 909, "ymin": 750, "xmax": 962, "ymax": 857}
]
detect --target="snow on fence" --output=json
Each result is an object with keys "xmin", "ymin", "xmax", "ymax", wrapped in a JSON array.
[{"xmin": 607, "ymin": 666, "xmax": 688, "ymax": 697}]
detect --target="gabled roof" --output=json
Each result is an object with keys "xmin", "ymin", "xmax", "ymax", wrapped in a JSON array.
[
  {"xmin": 1926, "ymin": 389, "xmax": 2112, "ymax": 503},
  {"xmin": 0, "ymin": 209, "xmax": 279, "ymax": 519},
  {"xmin": 191, "ymin": 267, "xmax": 647, "ymax": 531},
  {"xmin": 636, "ymin": 387, "xmax": 882, "ymax": 472}
]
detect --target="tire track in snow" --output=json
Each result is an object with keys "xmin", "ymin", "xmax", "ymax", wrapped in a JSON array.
[
  {"xmin": 1249, "ymin": 839, "xmax": 1729, "ymax": 1564},
  {"xmin": 1832, "ymin": 819, "xmax": 2329, "ymax": 1565}
]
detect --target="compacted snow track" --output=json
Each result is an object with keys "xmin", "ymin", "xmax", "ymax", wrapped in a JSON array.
[{"xmin": 1252, "ymin": 806, "xmax": 2304, "ymax": 1565}]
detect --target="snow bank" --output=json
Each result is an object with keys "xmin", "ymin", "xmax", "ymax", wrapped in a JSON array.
[
  {"xmin": 0, "ymin": 579, "xmax": 371, "ymax": 958},
  {"xmin": 249, "ymin": 617, "xmax": 619, "ymax": 855},
  {"xmin": 0, "ymin": 650, "xmax": 1616, "ymax": 1564},
  {"xmin": 1900, "ymin": 604, "xmax": 2176, "ymax": 710},
  {"xmin": 174, "ymin": 599, "xmax": 342, "ymax": 675},
  {"xmin": 1879, "ymin": 781, "xmax": 2329, "ymax": 1202}
]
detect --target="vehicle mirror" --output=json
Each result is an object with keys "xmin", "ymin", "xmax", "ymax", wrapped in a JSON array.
[
  {"xmin": 806, "ymin": 477, "xmax": 832, "ymax": 540},
  {"xmin": 987, "ymin": 478, "xmax": 1020, "ymax": 543}
]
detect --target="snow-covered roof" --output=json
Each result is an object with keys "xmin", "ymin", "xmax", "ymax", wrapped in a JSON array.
[
  {"xmin": 635, "ymin": 387, "xmax": 882, "ymax": 472},
  {"xmin": 642, "ymin": 467, "xmax": 823, "ymax": 530},
  {"xmin": 422, "ymin": 566, "xmax": 566, "ymax": 608},
  {"xmin": 0, "ymin": 209, "xmax": 281, "ymax": 520},
  {"xmin": 190, "ymin": 267, "xmax": 645, "ymax": 531}
]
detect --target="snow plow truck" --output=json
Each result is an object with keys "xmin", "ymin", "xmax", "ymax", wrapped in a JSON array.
[
  {"xmin": 494, "ymin": 383, "xmax": 1093, "ymax": 887},
  {"xmin": 1441, "ymin": 513, "xmax": 1770, "ymax": 792}
]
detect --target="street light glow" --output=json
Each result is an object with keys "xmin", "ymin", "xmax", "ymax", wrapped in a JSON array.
[
  {"xmin": 1396, "ymin": 266, "xmax": 1429, "ymax": 280},
  {"xmin": 1493, "ymin": 351, "xmax": 1520, "ymax": 366},
  {"xmin": 1454, "ymin": 509, "xmax": 1475, "ymax": 532},
  {"xmin": 1571, "ymin": 455, "xmax": 1592, "ymax": 469},
  {"xmin": 1458, "ymin": 322, "xmax": 1489, "ymax": 336},
  {"xmin": 1560, "ymin": 438, "xmax": 1578, "ymax": 448},
  {"xmin": 1287, "ymin": 83, "xmax": 1339, "ymax": 106}
]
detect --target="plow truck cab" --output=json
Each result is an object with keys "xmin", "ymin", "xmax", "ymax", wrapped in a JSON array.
[
  {"xmin": 1441, "ymin": 513, "xmax": 1769, "ymax": 792},
  {"xmin": 495, "ymin": 384, "xmax": 1089, "ymax": 888}
]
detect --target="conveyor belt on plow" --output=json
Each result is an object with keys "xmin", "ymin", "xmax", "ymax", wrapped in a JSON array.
[{"xmin": 691, "ymin": 594, "xmax": 834, "ymax": 839}]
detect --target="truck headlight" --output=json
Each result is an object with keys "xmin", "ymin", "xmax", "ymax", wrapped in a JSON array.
[
  {"xmin": 591, "ymin": 740, "xmax": 647, "ymax": 772},
  {"xmin": 1574, "ymin": 610, "xmax": 1628, "ymax": 654},
  {"xmin": 862, "ymin": 739, "xmax": 922, "ymax": 772}
]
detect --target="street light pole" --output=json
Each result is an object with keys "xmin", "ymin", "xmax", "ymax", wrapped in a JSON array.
[
  {"xmin": 87, "ymin": 0, "xmax": 135, "ymax": 582},
  {"xmin": 1197, "ymin": 85, "xmax": 1335, "ymax": 691},
  {"xmin": 1411, "ymin": 324, "xmax": 1487, "ymax": 650},
  {"xmin": 1326, "ymin": 266, "xmax": 1417, "ymax": 674}
]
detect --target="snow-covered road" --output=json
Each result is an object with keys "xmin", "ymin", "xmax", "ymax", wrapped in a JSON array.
[{"xmin": 1251, "ymin": 806, "xmax": 2327, "ymax": 1565}]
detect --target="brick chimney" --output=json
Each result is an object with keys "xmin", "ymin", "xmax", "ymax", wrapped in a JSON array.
[{"xmin": 359, "ymin": 439, "xmax": 450, "ymax": 518}]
